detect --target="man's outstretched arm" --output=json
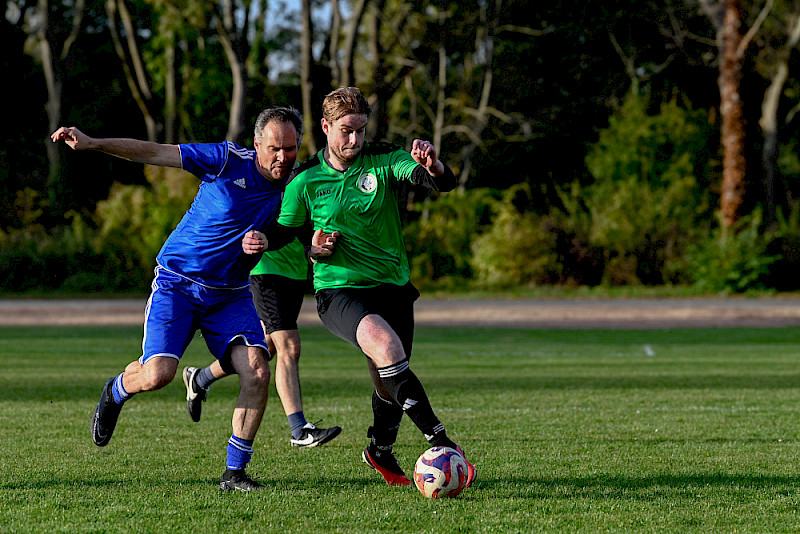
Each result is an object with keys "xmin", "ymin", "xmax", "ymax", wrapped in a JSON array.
[{"xmin": 51, "ymin": 126, "xmax": 181, "ymax": 168}]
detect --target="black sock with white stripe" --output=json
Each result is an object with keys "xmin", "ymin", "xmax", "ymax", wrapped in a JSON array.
[
  {"xmin": 377, "ymin": 359, "xmax": 454, "ymax": 447},
  {"xmin": 369, "ymin": 390, "xmax": 404, "ymax": 448}
]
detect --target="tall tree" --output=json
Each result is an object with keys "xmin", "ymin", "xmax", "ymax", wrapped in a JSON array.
[
  {"xmin": 327, "ymin": 0, "xmax": 342, "ymax": 86},
  {"xmin": 299, "ymin": 0, "xmax": 317, "ymax": 153},
  {"xmin": 338, "ymin": 0, "xmax": 369, "ymax": 87},
  {"xmin": 698, "ymin": 0, "xmax": 772, "ymax": 228},
  {"xmin": 365, "ymin": 0, "xmax": 416, "ymax": 140},
  {"xmin": 755, "ymin": 0, "xmax": 800, "ymax": 225},
  {"xmin": 106, "ymin": 0, "xmax": 159, "ymax": 141},
  {"xmin": 213, "ymin": 0, "xmax": 250, "ymax": 143},
  {"xmin": 35, "ymin": 0, "xmax": 86, "ymax": 212},
  {"xmin": 450, "ymin": 0, "xmax": 500, "ymax": 188}
]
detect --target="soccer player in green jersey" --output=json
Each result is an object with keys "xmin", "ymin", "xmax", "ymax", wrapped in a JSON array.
[{"xmin": 243, "ymin": 86, "xmax": 476, "ymax": 487}]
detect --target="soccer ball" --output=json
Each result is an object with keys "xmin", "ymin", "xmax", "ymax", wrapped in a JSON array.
[{"xmin": 413, "ymin": 446, "xmax": 469, "ymax": 498}]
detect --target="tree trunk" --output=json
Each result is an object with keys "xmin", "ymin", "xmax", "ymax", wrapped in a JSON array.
[
  {"xmin": 39, "ymin": 0, "xmax": 63, "ymax": 210},
  {"xmin": 758, "ymin": 13, "xmax": 800, "ymax": 227},
  {"xmin": 328, "ymin": 0, "xmax": 341, "ymax": 88},
  {"xmin": 433, "ymin": 6, "xmax": 446, "ymax": 155},
  {"xmin": 41, "ymin": 0, "xmax": 85, "ymax": 212},
  {"xmin": 300, "ymin": 0, "xmax": 317, "ymax": 154},
  {"xmin": 214, "ymin": 12, "xmax": 246, "ymax": 143},
  {"xmin": 759, "ymin": 62, "xmax": 786, "ymax": 227},
  {"xmin": 718, "ymin": 0, "xmax": 747, "ymax": 229},
  {"xmin": 106, "ymin": 0, "xmax": 157, "ymax": 141},
  {"xmin": 366, "ymin": 1, "xmax": 415, "ymax": 141},
  {"xmin": 456, "ymin": 0, "xmax": 499, "ymax": 189},
  {"xmin": 367, "ymin": 0, "xmax": 386, "ymax": 140},
  {"xmin": 164, "ymin": 32, "xmax": 177, "ymax": 144},
  {"xmin": 339, "ymin": 0, "xmax": 369, "ymax": 87}
]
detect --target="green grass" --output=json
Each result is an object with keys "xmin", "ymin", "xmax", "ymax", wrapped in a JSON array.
[{"xmin": 2, "ymin": 325, "xmax": 800, "ymax": 532}]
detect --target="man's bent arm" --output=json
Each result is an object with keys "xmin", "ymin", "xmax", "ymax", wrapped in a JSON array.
[{"xmin": 262, "ymin": 220, "xmax": 304, "ymax": 251}]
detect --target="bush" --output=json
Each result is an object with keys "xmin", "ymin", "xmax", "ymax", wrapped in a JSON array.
[
  {"xmin": 687, "ymin": 210, "xmax": 780, "ymax": 293},
  {"xmin": 565, "ymin": 91, "xmax": 713, "ymax": 285},
  {"xmin": 94, "ymin": 166, "xmax": 197, "ymax": 276},
  {"xmin": 404, "ymin": 187, "xmax": 497, "ymax": 288},
  {"xmin": 470, "ymin": 185, "xmax": 561, "ymax": 288},
  {"xmin": 756, "ymin": 202, "xmax": 800, "ymax": 291},
  {"xmin": 0, "ymin": 217, "xmax": 140, "ymax": 293},
  {"xmin": 0, "ymin": 167, "xmax": 195, "ymax": 294}
]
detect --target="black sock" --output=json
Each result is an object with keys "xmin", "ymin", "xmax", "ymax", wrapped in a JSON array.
[
  {"xmin": 368, "ymin": 390, "xmax": 404, "ymax": 449},
  {"xmin": 428, "ymin": 432, "xmax": 457, "ymax": 449},
  {"xmin": 377, "ymin": 359, "xmax": 446, "ymax": 441}
]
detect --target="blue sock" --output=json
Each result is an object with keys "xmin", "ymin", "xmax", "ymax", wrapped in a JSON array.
[
  {"xmin": 111, "ymin": 373, "xmax": 133, "ymax": 404},
  {"xmin": 195, "ymin": 366, "xmax": 218, "ymax": 390},
  {"xmin": 288, "ymin": 411, "xmax": 307, "ymax": 439},
  {"xmin": 226, "ymin": 435, "xmax": 254, "ymax": 471}
]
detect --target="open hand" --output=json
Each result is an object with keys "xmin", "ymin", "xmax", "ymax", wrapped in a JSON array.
[{"xmin": 310, "ymin": 229, "xmax": 340, "ymax": 258}]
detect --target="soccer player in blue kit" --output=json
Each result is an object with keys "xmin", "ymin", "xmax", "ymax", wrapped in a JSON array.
[{"xmin": 50, "ymin": 107, "xmax": 305, "ymax": 491}]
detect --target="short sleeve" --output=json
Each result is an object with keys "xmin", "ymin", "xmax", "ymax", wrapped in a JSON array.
[{"xmin": 179, "ymin": 142, "xmax": 229, "ymax": 182}]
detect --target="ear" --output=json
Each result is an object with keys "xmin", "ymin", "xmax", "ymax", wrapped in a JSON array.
[{"xmin": 321, "ymin": 118, "xmax": 330, "ymax": 135}]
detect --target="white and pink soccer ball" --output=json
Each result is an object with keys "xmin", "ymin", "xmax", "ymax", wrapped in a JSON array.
[{"xmin": 413, "ymin": 446, "xmax": 470, "ymax": 498}]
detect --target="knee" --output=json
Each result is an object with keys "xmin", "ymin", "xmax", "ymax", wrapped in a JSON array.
[
  {"xmin": 241, "ymin": 357, "xmax": 270, "ymax": 394},
  {"xmin": 254, "ymin": 363, "xmax": 271, "ymax": 387},
  {"xmin": 277, "ymin": 345, "xmax": 301, "ymax": 364},
  {"xmin": 140, "ymin": 364, "xmax": 175, "ymax": 391}
]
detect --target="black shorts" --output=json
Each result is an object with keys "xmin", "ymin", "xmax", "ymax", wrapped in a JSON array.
[
  {"xmin": 315, "ymin": 282, "xmax": 420, "ymax": 357},
  {"xmin": 249, "ymin": 274, "xmax": 309, "ymax": 334}
]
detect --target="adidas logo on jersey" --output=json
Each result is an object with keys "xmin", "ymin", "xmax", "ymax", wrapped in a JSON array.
[{"xmin": 234, "ymin": 178, "xmax": 246, "ymax": 189}]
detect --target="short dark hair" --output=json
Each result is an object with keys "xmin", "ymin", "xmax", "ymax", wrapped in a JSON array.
[
  {"xmin": 254, "ymin": 107, "xmax": 303, "ymax": 141},
  {"xmin": 322, "ymin": 87, "xmax": 372, "ymax": 123}
]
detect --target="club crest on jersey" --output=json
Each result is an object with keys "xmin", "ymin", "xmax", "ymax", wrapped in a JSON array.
[{"xmin": 357, "ymin": 173, "xmax": 378, "ymax": 193}]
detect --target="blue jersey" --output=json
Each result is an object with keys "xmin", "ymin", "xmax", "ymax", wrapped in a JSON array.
[{"xmin": 155, "ymin": 141, "xmax": 286, "ymax": 288}]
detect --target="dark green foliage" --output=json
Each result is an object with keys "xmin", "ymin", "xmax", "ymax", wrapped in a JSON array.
[
  {"xmin": 462, "ymin": 92, "xmax": 715, "ymax": 289},
  {"xmin": 0, "ymin": 168, "xmax": 196, "ymax": 293},
  {"xmin": 404, "ymin": 188, "xmax": 498, "ymax": 289},
  {"xmin": 569, "ymin": 93, "xmax": 714, "ymax": 286},
  {"xmin": 10, "ymin": 1, "xmax": 800, "ymax": 293},
  {"xmin": 687, "ymin": 210, "xmax": 780, "ymax": 293},
  {"xmin": 470, "ymin": 185, "xmax": 562, "ymax": 288},
  {"xmin": 0, "ymin": 218, "xmax": 141, "ymax": 293}
]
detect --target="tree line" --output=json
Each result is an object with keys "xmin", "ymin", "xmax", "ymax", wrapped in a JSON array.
[{"xmin": 4, "ymin": 0, "xmax": 800, "ymax": 294}]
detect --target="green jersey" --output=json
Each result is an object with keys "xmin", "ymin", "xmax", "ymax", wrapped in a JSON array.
[
  {"xmin": 278, "ymin": 143, "xmax": 419, "ymax": 290},
  {"xmin": 249, "ymin": 237, "xmax": 308, "ymax": 280}
]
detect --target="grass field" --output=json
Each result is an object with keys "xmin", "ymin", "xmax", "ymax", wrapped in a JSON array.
[{"xmin": 2, "ymin": 324, "xmax": 800, "ymax": 532}]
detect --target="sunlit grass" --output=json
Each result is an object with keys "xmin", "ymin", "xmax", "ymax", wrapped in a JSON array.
[{"xmin": 2, "ymin": 325, "xmax": 800, "ymax": 532}]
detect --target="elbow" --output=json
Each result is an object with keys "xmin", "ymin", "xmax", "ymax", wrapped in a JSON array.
[
  {"xmin": 435, "ymin": 165, "xmax": 457, "ymax": 192},
  {"xmin": 438, "ymin": 176, "xmax": 457, "ymax": 192}
]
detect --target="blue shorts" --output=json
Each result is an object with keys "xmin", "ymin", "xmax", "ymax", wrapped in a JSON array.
[{"xmin": 140, "ymin": 267, "xmax": 269, "ymax": 365}]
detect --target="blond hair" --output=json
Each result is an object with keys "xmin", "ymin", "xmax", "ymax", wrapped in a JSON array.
[{"xmin": 322, "ymin": 87, "xmax": 372, "ymax": 123}]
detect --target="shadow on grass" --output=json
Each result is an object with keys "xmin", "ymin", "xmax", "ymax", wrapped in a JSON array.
[
  {"xmin": 464, "ymin": 472, "xmax": 800, "ymax": 501},
  {"xmin": 5, "ymin": 472, "xmax": 800, "ymax": 496},
  {"xmin": 5, "ymin": 371, "xmax": 800, "ymax": 403},
  {"xmin": 0, "ymin": 474, "xmax": 424, "ymax": 493}
]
